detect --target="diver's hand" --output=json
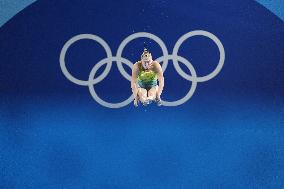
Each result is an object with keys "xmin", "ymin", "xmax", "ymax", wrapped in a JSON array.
[{"xmin": 134, "ymin": 98, "xmax": 138, "ymax": 107}]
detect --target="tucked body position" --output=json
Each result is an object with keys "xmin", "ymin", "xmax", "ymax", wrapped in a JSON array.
[{"xmin": 131, "ymin": 48, "xmax": 164, "ymax": 107}]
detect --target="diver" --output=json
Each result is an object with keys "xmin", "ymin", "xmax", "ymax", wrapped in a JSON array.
[{"xmin": 131, "ymin": 48, "xmax": 164, "ymax": 107}]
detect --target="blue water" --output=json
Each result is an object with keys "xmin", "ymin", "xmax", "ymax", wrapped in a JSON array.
[
  {"xmin": 1, "ymin": 93, "xmax": 283, "ymax": 188},
  {"xmin": 1, "ymin": 0, "xmax": 284, "ymax": 188}
]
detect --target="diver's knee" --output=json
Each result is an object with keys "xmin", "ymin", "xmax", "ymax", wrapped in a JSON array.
[
  {"xmin": 138, "ymin": 88, "xmax": 146, "ymax": 97},
  {"xmin": 155, "ymin": 85, "xmax": 158, "ymax": 91},
  {"xmin": 148, "ymin": 91, "xmax": 155, "ymax": 97}
]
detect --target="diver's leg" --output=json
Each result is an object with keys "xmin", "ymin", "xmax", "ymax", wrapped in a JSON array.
[
  {"xmin": 147, "ymin": 86, "xmax": 158, "ymax": 102},
  {"xmin": 148, "ymin": 85, "xmax": 162, "ymax": 106},
  {"xmin": 138, "ymin": 88, "xmax": 148, "ymax": 105}
]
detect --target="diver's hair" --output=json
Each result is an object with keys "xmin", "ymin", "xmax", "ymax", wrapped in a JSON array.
[{"xmin": 141, "ymin": 48, "xmax": 151, "ymax": 58}]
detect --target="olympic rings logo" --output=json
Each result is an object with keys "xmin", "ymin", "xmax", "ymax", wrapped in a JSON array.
[{"xmin": 59, "ymin": 30, "xmax": 225, "ymax": 108}]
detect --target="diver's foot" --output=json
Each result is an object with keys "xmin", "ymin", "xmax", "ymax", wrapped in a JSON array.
[
  {"xmin": 134, "ymin": 99, "xmax": 138, "ymax": 107},
  {"xmin": 156, "ymin": 98, "xmax": 162, "ymax": 106},
  {"xmin": 147, "ymin": 98, "xmax": 155, "ymax": 104},
  {"xmin": 142, "ymin": 99, "xmax": 149, "ymax": 106}
]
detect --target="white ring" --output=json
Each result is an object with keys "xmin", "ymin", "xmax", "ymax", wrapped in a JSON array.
[
  {"xmin": 116, "ymin": 32, "xmax": 169, "ymax": 81},
  {"xmin": 60, "ymin": 31, "xmax": 225, "ymax": 108},
  {"xmin": 88, "ymin": 57, "xmax": 134, "ymax": 108},
  {"xmin": 59, "ymin": 34, "xmax": 112, "ymax": 86},
  {"xmin": 172, "ymin": 30, "xmax": 225, "ymax": 82},
  {"xmin": 160, "ymin": 55, "xmax": 197, "ymax": 106}
]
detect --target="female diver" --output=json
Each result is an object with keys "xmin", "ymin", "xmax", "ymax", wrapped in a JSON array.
[{"xmin": 131, "ymin": 48, "xmax": 164, "ymax": 107}]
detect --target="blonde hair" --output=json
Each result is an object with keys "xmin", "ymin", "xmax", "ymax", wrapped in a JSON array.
[{"xmin": 141, "ymin": 48, "xmax": 151, "ymax": 59}]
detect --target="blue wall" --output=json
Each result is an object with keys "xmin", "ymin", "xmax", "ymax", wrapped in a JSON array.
[{"xmin": 1, "ymin": 0, "xmax": 284, "ymax": 28}]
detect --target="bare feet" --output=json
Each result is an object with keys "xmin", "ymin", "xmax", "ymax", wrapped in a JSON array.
[
  {"xmin": 134, "ymin": 98, "xmax": 138, "ymax": 107},
  {"xmin": 156, "ymin": 98, "xmax": 162, "ymax": 106},
  {"xmin": 156, "ymin": 94, "xmax": 162, "ymax": 106}
]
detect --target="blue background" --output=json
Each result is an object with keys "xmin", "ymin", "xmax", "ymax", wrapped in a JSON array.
[{"xmin": 0, "ymin": 0, "xmax": 284, "ymax": 188}]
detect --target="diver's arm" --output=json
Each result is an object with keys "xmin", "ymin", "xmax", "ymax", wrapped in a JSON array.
[
  {"xmin": 131, "ymin": 63, "xmax": 139, "ymax": 99},
  {"xmin": 155, "ymin": 62, "xmax": 164, "ymax": 98}
]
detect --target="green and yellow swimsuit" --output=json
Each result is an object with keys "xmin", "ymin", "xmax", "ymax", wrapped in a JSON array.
[{"xmin": 137, "ymin": 63, "xmax": 157, "ymax": 90}]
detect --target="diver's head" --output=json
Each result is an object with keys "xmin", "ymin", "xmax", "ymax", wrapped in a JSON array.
[{"xmin": 141, "ymin": 48, "xmax": 153, "ymax": 69}]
